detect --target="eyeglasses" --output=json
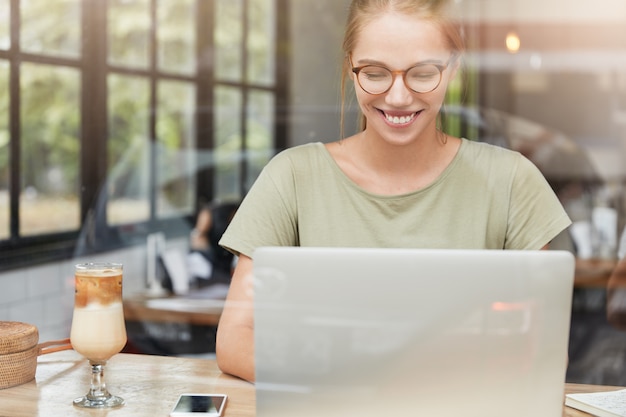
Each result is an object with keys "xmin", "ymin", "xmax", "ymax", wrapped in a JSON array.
[{"xmin": 351, "ymin": 59, "xmax": 449, "ymax": 95}]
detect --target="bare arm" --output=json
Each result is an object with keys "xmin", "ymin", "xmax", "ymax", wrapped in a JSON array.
[{"xmin": 215, "ymin": 254, "xmax": 255, "ymax": 382}]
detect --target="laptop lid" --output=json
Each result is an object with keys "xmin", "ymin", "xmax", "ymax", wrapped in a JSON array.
[{"xmin": 253, "ymin": 247, "xmax": 575, "ymax": 417}]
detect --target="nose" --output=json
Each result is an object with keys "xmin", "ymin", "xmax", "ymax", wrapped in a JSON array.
[{"xmin": 385, "ymin": 73, "xmax": 413, "ymax": 106}]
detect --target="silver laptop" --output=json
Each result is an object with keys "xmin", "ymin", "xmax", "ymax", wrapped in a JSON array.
[{"xmin": 253, "ymin": 247, "xmax": 575, "ymax": 417}]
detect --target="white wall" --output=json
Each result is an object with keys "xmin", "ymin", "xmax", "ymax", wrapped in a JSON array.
[{"xmin": 0, "ymin": 237, "xmax": 188, "ymax": 342}]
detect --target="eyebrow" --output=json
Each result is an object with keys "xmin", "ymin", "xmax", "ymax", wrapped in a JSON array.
[{"xmin": 354, "ymin": 57, "xmax": 448, "ymax": 67}]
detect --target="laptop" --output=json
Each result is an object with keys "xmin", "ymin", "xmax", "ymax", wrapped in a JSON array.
[{"xmin": 252, "ymin": 247, "xmax": 575, "ymax": 417}]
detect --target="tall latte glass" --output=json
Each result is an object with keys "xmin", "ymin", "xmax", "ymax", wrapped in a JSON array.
[{"xmin": 70, "ymin": 262, "xmax": 127, "ymax": 408}]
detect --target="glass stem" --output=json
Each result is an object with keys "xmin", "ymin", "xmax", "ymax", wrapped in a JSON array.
[{"xmin": 87, "ymin": 361, "xmax": 111, "ymax": 401}]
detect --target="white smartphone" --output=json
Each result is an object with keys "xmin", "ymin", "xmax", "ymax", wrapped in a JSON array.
[{"xmin": 169, "ymin": 393, "xmax": 228, "ymax": 417}]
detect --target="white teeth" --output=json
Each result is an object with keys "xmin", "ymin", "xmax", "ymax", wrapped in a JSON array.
[{"xmin": 385, "ymin": 113, "xmax": 415, "ymax": 124}]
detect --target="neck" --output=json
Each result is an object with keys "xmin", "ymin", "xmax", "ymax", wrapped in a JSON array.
[
  {"xmin": 357, "ymin": 129, "xmax": 449, "ymax": 175},
  {"xmin": 328, "ymin": 127, "xmax": 461, "ymax": 195}
]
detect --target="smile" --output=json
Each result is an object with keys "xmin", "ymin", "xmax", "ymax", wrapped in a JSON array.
[{"xmin": 383, "ymin": 111, "xmax": 418, "ymax": 125}]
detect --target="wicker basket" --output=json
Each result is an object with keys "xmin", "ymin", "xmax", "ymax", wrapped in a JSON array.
[
  {"xmin": 0, "ymin": 321, "xmax": 72, "ymax": 390},
  {"xmin": 0, "ymin": 321, "xmax": 39, "ymax": 389}
]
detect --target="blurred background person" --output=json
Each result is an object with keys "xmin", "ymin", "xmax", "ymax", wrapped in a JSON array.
[{"xmin": 188, "ymin": 201, "xmax": 240, "ymax": 288}]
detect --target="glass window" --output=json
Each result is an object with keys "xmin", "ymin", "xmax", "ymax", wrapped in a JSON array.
[
  {"xmin": 215, "ymin": 0, "xmax": 243, "ymax": 83},
  {"xmin": 157, "ymin": 0, "xmax": 196, "ymax": 75},
  {"xmin": 247, "ymin": 0, "xmax": 276, "ymax": 86},
  {"xmin": 246, "ymin": 89, "xmax": 274, "ymax": 188},
  {"xmin": 0, "ymin": 0, "xmax": 284, "ymax": 269},
  {"xmin": 107, "ymin": 74, "xmax": 151, "ymax": 226},
  {"xmin": 20, "ymin": 0, "xmax": 81, "ymax": 58},
  {"xmin": 19, "ymin": 63, "xmax": 80, "ymax": 236},
  {"xmin": 156, "ymin": 80, "xmax": 196, "ymax": 218},
  {"xmin": 214, "ymin": 86, "xmax": 243, "ymax": 200},
  {"xmin": 108, "ymin": 0, "xmax": 151, "ymax": 69},
  {"xmin": 0, "ymin": 61, "xmax": 8, "ymax": 239},
  {"xmin": 0, "ymin": 0, "xmax": 9, "ymax": 50},
  {"xmin": 213, "ymin": 0, "xmax": 279, "ymax": 200}
]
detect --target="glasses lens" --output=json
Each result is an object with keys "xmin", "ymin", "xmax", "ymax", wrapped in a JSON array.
[
  {"xmin": 406, "ymin": 64, "xmax": 443, "ymax": 93},
  {"xmin": 357, "ymin": 66, "xmax": 392, "ymax": 94}
]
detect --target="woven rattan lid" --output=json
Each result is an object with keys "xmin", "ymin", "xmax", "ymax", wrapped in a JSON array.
[{"xmin": 0, "ymin": 321, "xmax": 39, "ymax": 355}]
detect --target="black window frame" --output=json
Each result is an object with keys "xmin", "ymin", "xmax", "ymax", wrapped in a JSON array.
[{"xmin": 0, "ymin": 0, "xmax": 289, "ymax": 271}]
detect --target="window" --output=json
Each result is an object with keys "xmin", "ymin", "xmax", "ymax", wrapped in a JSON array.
[{"xmin": 0, "ymin": 0, "xmax": 287, "ymax": 269}]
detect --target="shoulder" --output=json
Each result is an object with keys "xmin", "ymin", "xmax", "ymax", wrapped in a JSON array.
[
  {"xmin": 458, "ymin": 139, "xmax": 530, "ymax": 172},
  {"xmin": 460, "ymin": 139, "xmax": 521, "ymax": 160},
  {"xmin": 453, "ymin": 139, "xmax": 547, "ymax": 190},
  {"xmin": 272, "ymin": 142, "xmax": 325, "ymax": 162},
  {"xmin": 263, "ymin": 142, "xmax": 330, "ymax": 176}
]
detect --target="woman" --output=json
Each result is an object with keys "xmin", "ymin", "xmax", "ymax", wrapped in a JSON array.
[{"xmin": 215, "ymin": 0, "xmax": 571, "ymax": 382}]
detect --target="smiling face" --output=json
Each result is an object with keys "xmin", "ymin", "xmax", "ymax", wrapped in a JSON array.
[{"xmin": 350, "ymin": 12, "xmax": 458, "ymax": 146}]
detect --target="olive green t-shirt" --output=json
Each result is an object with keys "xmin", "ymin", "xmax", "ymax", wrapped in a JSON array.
[{"xmin": 219, "ymin": 140, "xmax": 571, "ymax": 258}]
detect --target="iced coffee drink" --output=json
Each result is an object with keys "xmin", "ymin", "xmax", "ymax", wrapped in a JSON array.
[
  {"xmin": 70, "ymin": 263, "xmax": 127, "ymax": 363},
  {"xmin": 70, "ymin": 262, "xmax": 127, "ymax": 408}
]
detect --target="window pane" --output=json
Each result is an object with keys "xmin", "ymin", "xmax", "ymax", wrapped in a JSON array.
[
  {"xmin": 156, "ymin": 80, "xmax": 196, "ymax": 218},
  {"xmin": 246, "ymin": 90, "xmax": 274, "ymax": 189},
  {"xmin": 214, "ymin": 86, "xmax": 242, "ymax": 199},
  {"xmin": 157, "ymin": 0, "xmax": 196, "ymax": 75},
  {"xmin": 20, "ymin": 63, "xmax": 80, "ymax": 236},
  {"xmin": 107, "ymin": 74, "xmax": 150, "ymax": 225},
  {"xmin": 0, "ymin": 61, "xmax": 8, "ymax": 239},
  {"xmin": 247, "ymin": 0, "xmax": 276, "ymax": 85},
  {"xmin": 108, "ymin": 0, "xmax": 150, "ymax": 69},
  {"xmin": 215, "ymin": 0, "xmax": 243, "ymax": 82},
  {"xmin": 21, "ymin": 0, "xmax": 81, "ymax": 58},
  {"xmin": 0, "ymin": 0, "xmax": 9, "ymax": 50}
]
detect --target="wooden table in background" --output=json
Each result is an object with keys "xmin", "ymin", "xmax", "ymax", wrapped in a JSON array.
[
  {"xmin": 0, "ymin": 350, "xmax": 620, "ymax": 417},
  {"xmin": 122, "ymin": 294, "xmax": 225, "ymax": 355},
  {"xmin": 575, "ymin": 258, "xmax": 617, "ymax": 288},
  {"xmin": 123, "ymin": 294, "xmax": 224, "ymax": 326}
]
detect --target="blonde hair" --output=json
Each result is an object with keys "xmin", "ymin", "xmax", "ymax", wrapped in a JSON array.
[{"xmin": 339, "ymin": 0, "xmax": 465, "ymax": 137}]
